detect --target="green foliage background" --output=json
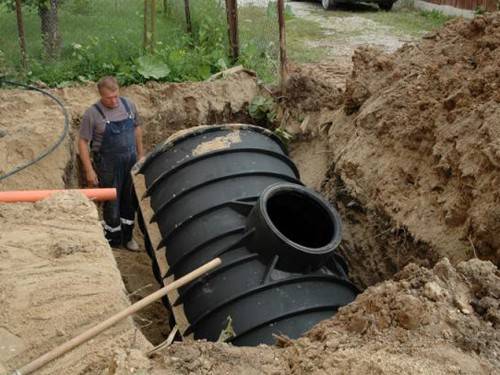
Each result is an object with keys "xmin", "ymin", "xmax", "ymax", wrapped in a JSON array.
[{"xmin": 0, "ymin": 0, "xmax": 246, "ymax": 85}]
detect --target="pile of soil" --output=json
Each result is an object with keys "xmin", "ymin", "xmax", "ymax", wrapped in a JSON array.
[
  {"xmin": 103, "ymin": 258, "xmax": 499, "ymax": 374},
  {"xmin": 300, "ymin": 13, "xmax": 500, "ymax": 286},
  {"xmin": 0, "ymin": 192, "xmax": 150, "ymax": 374}
]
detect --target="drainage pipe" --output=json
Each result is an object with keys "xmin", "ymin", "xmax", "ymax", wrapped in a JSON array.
[{"xmin": 0, "ymin": 188, "xmax": 117, "ymax": 203}]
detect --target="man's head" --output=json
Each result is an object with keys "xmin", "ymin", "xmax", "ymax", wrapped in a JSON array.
[{"xmin": 97, "ymin": 76, "xmax": 120, "ymax": 108}]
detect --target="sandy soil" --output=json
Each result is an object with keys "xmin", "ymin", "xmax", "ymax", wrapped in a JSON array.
[
  {"xmin": 0, "ymin": 192, "xmax": 151, "ymax": 374},
  {"xmin": 289, "ymin": 136, "xmax": 331, "ymax": 191},
  {"xmin": 0, "ymin": 89, "xmax": 73, "ymax": 191},
  {"xmin": 112, "ymin": 247, "xmax": 171, "ymax": 346}
]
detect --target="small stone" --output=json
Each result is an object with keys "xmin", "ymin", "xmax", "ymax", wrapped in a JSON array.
[
  {"xmin": 423, "ymin": 281, "xmax": 446, "ymax": 301},
  {"xmin": 56, "ymin": 328, "xmax": 66, "ymax": 337}
]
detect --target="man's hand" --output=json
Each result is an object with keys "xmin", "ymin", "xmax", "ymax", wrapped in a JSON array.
[
  {"xmin": 86, "ymin": 168, "xmax": 99, "ymax": 187},
  {"xmin": 78, "ymin": 138, "xmax": 99, "ymax": 187}
]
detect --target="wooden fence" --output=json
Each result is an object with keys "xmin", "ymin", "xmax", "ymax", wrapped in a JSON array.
[{"xmin": 423, "ymin": 0, "xmax": 497, "ymax": 11}]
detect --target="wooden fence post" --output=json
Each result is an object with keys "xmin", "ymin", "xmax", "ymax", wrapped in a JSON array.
[
  {"xmin": 14, "ymin": 0, "xmax": 28, "ymax": 69},
  {"xmin": 143, "ymin": 0, "xmax": 149, "ymax": 50},
  {"xmin": 277, "ymin": 0, "xmax": 288, "ymax": 93},
  {"xmin": 150, "ymin": 0, "xmax": 156, "ymax": 50},
  {"xmin": 225, "ymin": 0, "xmax": 239, "ymax": 63},
  {"xmin": 184, "ymin": 0, "xmax": 192, "ymax": 34}
]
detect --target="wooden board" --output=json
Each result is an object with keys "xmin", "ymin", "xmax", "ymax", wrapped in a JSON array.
[
  {"xmin": 132, "ymin": 171, "xmax": 192, "ymax": 338},
  {"xmin": 423, "ymin": 0, "xmax": 496, "ymax": 11}
]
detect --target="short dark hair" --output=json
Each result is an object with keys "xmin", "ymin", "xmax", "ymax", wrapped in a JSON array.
[{"xmin": 97, "ymin": 76, "xmax": 119, "ymax": 92}]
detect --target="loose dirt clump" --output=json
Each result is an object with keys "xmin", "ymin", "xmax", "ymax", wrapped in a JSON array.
[
  {"xmin": 101, "ymin": 258, "xmax": 499, "ymax": 374},
  {"xmin": 279, "ymin": 258, "xmax": 500, "ymax": 374},
  {"xmin": 284, "ymin": 63, "xmax": 348, "ymax": 113}
]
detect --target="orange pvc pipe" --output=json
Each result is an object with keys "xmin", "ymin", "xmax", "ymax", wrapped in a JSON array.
[{"xmin": 0, "ymin": 188, "xmax": 117, "ymax": 203}]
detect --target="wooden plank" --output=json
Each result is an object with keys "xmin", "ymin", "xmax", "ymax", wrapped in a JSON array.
[
  {"xmin": 132, "ymin": 171, "xmax": 192, "ymax": 337},
  {"xmin": 421, "ymin": 0, "xmax": 497, "ymax": 9}
]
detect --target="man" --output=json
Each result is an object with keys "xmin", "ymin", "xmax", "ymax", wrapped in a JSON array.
[{"xmin": 78, "ymin": 76, "xmax": 144, "ymax": 251}]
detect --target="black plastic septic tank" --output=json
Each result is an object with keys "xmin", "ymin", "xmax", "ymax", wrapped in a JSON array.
[{"xmin": 136, "ymin": 124, "xmax": 358, "ymax": 346}]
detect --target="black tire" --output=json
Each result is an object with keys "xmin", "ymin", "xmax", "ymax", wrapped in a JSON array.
[
  {"xmin": 379, "ymin": 1, "xmax": 394, "ymax": 10},
  {"xmin": 321, "ymin": 0, "xmax": 334, "ymax": 10}
]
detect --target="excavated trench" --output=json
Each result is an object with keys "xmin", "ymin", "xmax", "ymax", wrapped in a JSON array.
[
  {"xmin": 3, "ymin": 17, "xmax": 500, "ymax": 368},
  {"xmin": 0, "ymin": 71, "xmax": 457, "ymax": 347}
]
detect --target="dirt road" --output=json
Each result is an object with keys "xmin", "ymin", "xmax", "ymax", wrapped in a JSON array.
[{"xmin": 240, "ymin": 0, "xmax": 448, "ymax": 68}]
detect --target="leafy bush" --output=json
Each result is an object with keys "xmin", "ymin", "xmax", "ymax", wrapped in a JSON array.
[
  {"xmin": 249, "ymin": 95, "xmax": 277, "ymax": 124},
  {"xmin": 136, "ymin": 55, "xmax": 170, "ymax": 80}
]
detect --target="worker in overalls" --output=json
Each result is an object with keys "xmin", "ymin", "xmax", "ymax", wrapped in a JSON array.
[{"xmin": 78, "ymin": 76, "xmax": 144, "ymax": 251}]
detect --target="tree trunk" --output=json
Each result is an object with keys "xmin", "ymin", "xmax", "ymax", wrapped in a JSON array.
[{"xmin": 38, "ymin": 0, "xmax": 61, "ymax": 59}]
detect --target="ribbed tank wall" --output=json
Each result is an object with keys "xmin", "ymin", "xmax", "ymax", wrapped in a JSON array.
[{"xmin": 137, "ymin": 124, "xmax": 357, "ymax": 346}]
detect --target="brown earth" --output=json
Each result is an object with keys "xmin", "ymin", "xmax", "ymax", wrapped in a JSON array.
[
  {"xmin": 103, "ymin": 258, "xmax": 500, "ymax": 374},
  {"xmin": 283, "ymin": 13, "xmax": 500, "ymax": 288},
  {"xmin": 0, "ymin": 89, "xmax": 73, "ymax": 191}
]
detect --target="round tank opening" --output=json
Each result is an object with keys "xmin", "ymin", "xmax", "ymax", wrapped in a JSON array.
[{"xmin": 266, "ymin": 190, "xmax": 335, "ymax": 249}]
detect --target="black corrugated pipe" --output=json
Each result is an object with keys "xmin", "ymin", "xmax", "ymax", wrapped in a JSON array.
[{"xmin": 135, "ymin": 124, "xmax": 358, "ymax": 346}]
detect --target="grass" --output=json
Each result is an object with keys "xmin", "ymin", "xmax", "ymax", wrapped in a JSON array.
[
  {"xmin": 307, "ymin": 5, "xmax": 452, "ymax": 37},
  {"xmin": 239, "ymin": 3, "xmax": 330, "ymax": 78},
  {"xmin": 0, "ymin": 0, "xmax": 230, "ymax": 85},
  {"xmin": 355, "ymin": 9, "xmax": 453, "ymax": 36},
  {"xmin": 0, "ymin": 0, "xmax": 453, "ymax": 86}
]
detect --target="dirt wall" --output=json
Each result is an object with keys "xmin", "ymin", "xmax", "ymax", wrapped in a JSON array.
[
  {"xmin": 284, "ymin": 14, "xmax": 500, "ymax": 287},
  {"xmin": 0, "ymin": 89, "xmax": 73, "ymax": 191},
  {"xmin": 330, "ymin": 14, "xmax": 500, "ymax": 285},
  {"xmin": 0, "ymin": 71, "xmax": 259, "ymax": 191}
]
